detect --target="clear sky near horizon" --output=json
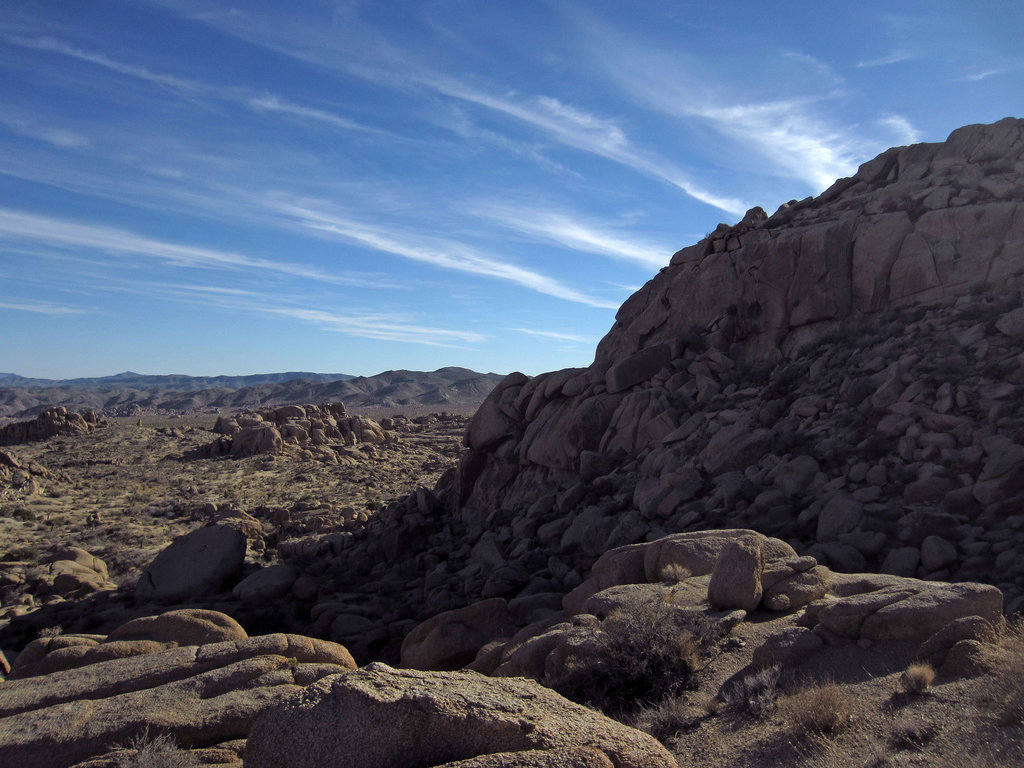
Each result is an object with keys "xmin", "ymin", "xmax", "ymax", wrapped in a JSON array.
[{"xmin": 1, "ymin": 1, "xmax": 1021, "ymax": 379}]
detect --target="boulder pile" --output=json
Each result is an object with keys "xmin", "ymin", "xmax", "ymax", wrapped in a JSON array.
[
  {"xmin": 0, "ymin": 448, "xmax": 56, "ymax": 495},
  {"xmin": 211, "ymin": 402, "xmax": 391, "ymax": 462},
  {"xmin": 0, "ymin": 407, "xmax": 102, "ymax": 446}
]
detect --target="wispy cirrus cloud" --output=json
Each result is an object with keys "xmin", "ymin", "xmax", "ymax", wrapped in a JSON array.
[
  {"xmin": 878, "ymin": 115, "xmax": 923, "ymax": 145},
  {"xmin": 270, "ymin": 200, "xmax": 619, "ymax": 309},
  {"xmin": 83, "ymin": 277, "xmax": 483, "ymax": 348},
  {"xmin": 469, "ymin": 202, "xmax": 671, "ymax": 269},
  {"xmin": 959, "ymin": 69, "xmax": 1007, "ymax": 82},
  {"xmin": 5, "ymin": 34, "xmax": 378, "ymax": 136},
  {"xmin": 416, "ymin": 76, "xmax": 747, "ymax": 215},
  {"xmin": 856, "ymin": 51, "xmax": 915, "ymax": 68},
  {"xmin": 0, "ymin": 208, "xmax": 379, "ymax": 287},
  {"xmin": 689, "ymin": 98, "xmax": 864, "ymax": 190},
  {"xmin": 267, "ymin": 307, "xmax": 487, "ymax": 347},
  {"xmin": 511, "ymin": 327, "xmax": 594, "ymax": 344},
  {"xmin": 0, "ymin": 300, "xmax": 85, "ymax": 315},
  {"xmin": 0, "ymin": 114, "xmax": 89, "ymax": 150}
]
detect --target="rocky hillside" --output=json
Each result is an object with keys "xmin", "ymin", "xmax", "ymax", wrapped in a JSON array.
[
  {"xmin": 0, "ymin": 367, "xmax": 504, "ymax": 420},
  {"xmin": 261, "ymin": 118, "xmax": 1024, "ymax": 663}
]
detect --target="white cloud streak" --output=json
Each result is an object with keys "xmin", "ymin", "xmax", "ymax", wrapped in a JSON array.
[
  {"xmin": 878, "ymin": 115, "xmax": 923, "ymax": 145},
  {"xmin": 0, "ymin": 208, "xmax": 374, "ymax": 287},
  {"xmin": 0, "ymin": 300, "xmax": 85, "ymax": 315},
  {"xmin": 469, "ymin": 203, "xmax": 671, "ymax": 269},
  {"xmin": 511, "ymin": 327, "xmax": 593, "ymax": 344},
  {"xmin": 418, "ymin": 76, "xmax": 747, "ymax": 215},
  {"xmin": 271, "ymin": 201, "xmax": 620, "ymax": 309},
  {"xmin": 0, "ymin": 115, "xmax": 90, "ymax": 150},
  {"xmin": 267, "ymin": 307, "xmax": 487, "ymax": 347},
  {"xmin": 5, "ymin": 34, "xmax": 377, "ymax": 136},
  {"xmin": 856, "ymin": 51, "xmax": 915, "ymax": 68}
]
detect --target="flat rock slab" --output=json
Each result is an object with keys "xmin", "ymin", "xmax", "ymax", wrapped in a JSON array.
[
  {"xmin": 244, "ymin": 663, "xmax": 676, "ymax": 768},
  {"xmin": 0, "ymin": 633, "xmax": 355, "ymax": 768}
]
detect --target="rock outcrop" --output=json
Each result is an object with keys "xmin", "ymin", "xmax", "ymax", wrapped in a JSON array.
[
  {"xmin": 0, "ymin": 448, "xmax": 56, "ymax": 495},
  {"xmin": 212, "ymin": 401, "xmax": 391, "ymax": 461},
  {"xmin": 244, "ymin": 663, "xmax": 676, "ymax": 768},
  {"xmin": 0, "ymin": 610, "xmax": 356, "ymax": 768},
  {"xmin": 0, "ymin": 407, "xmax": 102, "ymax": 445}
]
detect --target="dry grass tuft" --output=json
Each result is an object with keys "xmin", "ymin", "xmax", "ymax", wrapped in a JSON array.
[
  {"xmin": 659, "ymin": 563, "xmax": 691, "ymax": 583},
  {"xmin": 777, "ymin": 680, "xmax": 860, "ymax": 735},
  {"xmin": 717, "ymin": 664, "xmax": 783, "ymax": 718},
  {"xmin": 973, "ymin": 616, "xmax": 1024, "ymax": 725},
  {"xmin": 628, "ymin": 694, "xmax": 701, "ymax": 743},
  {"xmin": 900, "ymin": 662, "xmax": 936, "ymax": 694},
  {"xmin": 115, "ymin": 730, "xmax": 201, "ymax": 768}
]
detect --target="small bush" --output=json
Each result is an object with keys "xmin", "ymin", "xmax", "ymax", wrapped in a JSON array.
[
  {"xmin": 659, "ymin": 564, "xmax": 691, "ymax": 584},
  {"xmin": 900, "ymin": 663, "xmax": 935, "ymax": 694},
  {"xmin": 777, "ymin": 681, "xmax": 859, "ymax": 735},
  {"xmin": 628, "ymin": 694, "xmax": 698, "ymax": 743},
  {"xmin": 982, "ymin": 617, "xmax": 1024, "ymax": 725},
  {"xmin": 718, "ymin": 664, "xmax": 783, "ymax": 718},
  {"xmin": 549, "ymin": 598, "xmax": 717, "ymax": 716},
  {"xmin": 116, "ymin": 730, "xmax": 201, "ymax": 768}
]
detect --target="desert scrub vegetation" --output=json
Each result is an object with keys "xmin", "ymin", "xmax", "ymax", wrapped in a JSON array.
[
  {"xmin": 776, "ymin": 679, "xmax": 860, "ymax": 735},
  {"xmin": 899, "ymin": 662, "xmax": 936, "ymax": 695},
  {"xmin": 715, "ymin": 663, "xmax": 783, "ymax": 718},
  {"xmin": 549, "ymin": 597, "xmax": 719, "ymax": 716},
  {"xmin": 114, "ymin": 730, "xmax": 200, "ymax": 768},
  {"xmin": 979, "ymin": 616, "xmax": 1024, "ymax": 725}
]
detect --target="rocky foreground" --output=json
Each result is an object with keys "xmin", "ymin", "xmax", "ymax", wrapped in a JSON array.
[{"xmin": 2, "ymin": 119, "xmax": 1024, "ymax": 766}]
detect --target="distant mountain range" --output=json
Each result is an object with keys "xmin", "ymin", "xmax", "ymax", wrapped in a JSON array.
[
  {"xmin": 0, "ymin": 371, "xmax": 355, "ymax": 390},
  {"xmin": 0, "ymin": 368, "xmax": 505, "ymax": 419}
]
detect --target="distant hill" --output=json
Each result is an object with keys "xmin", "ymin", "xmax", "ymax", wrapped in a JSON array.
[{"xmin": 0, "ymin": 367, "xmax": 504, "ymax": 419}]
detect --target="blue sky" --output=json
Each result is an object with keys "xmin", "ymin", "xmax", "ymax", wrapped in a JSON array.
[{"xmin": 1, "ymin": 1, "xmax": 1021, "ymax": 379}]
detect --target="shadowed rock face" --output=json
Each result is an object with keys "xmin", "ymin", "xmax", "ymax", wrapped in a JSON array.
[{"xmin": 423, "ymin": 118, "xmax": 1024, "ymax": 616}]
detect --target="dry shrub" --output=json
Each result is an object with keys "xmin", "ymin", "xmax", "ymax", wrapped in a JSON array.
[
  {"xmin": 900, "ymin": 662, "xmax": 935, "ymax": 694},
  {"xmin": 549, "ymin": 598, "xmax": 717, "ymax": 716},
  {"xmin": 777, "ymin": 681, "xmax": 860, "ymax": 735},
  {"xmin": 659, "ymin": 563, "xmax": 691, "ymax": 583},
  {"xmin": 628, "ymin": 694, "xmax": 699, "ymax": 743},
  {"xmin": 718, "ymin": 664, "xmax": 783, "ymax": 718},
  {"xmin": 981, "ymin": 617, "xmax": 1024, "ymax": 724},
  {"xmin": 115, "ymin": 730, "xmax": 201, "ymax": 768}
]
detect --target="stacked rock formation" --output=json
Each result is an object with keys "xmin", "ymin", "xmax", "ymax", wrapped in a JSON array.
[
  {"xmin": 211, "ymin": 401, "xmax": 390, "ymax": 461},
  {"xmin": 0, "ymin": 407, "xmax": 101, "ymax": 446},
  {"xmin": 0, "ymin": 448, "xmax": 56, "ymax": 495}
]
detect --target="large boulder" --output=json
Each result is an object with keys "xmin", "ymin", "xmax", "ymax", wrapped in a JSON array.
[
  {"xmin": 244, "ymin": 663, "xmax": 676, "ymax": 768},
  {"xmin": 401, "ymin": 597, "xmax": 518, "ymax": 671},
  {"xmin": 135, "ymin": 524, "xmax": 246, "ymax": 603}
]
